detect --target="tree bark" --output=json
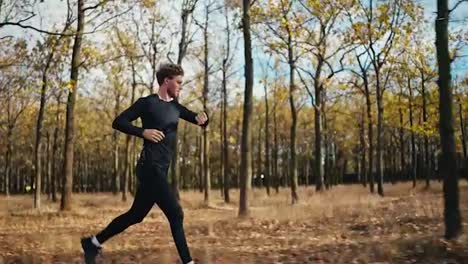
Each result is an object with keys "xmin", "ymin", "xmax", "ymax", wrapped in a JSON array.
[
  {"xmin": 314, "ymin": 57, "xmax": 324, "ymax": 192},
  {"xmin": 171, "ymin": 0, "xmax": 198, "ymax": 200},
  {"xmin": 198, "ymin": 132, "xmax": 204, "ymax": 193},
  {"xmin": 408, "ymin": 76, "xmax": 417, "ymax": 187},
  {"xmin": 112, "ymin": 95, "xmax": 120, "ymax": 195},
  {"xmin": 435, "ymin": 0, "xmax": 462, "ymax": 239},
  {"xmin": 122, "ymin": 60, "xmax": 137, "ymax": 201},
  {"xmin": 359, "ymin": 109, "xmax": 367, "ymax": 186},
  {"xmin": 222, "ymin": 52, "xmax": 230, "ymax": 203},
  {"xmin": 421, "ymin": 72, "xmax": 430, "ymax": 187},
  {"xmin": 264, "ymin": 79, "xmax": 271, "ymax": 196},
  {"xmin": 60, "ymin": 0, "xmax": 84, "ymax": 211},
  {"xmin": 46, "ymin": 132, "xmax": 52, "ymax": 199},
  {"xmin": 457, "ymin": 95, "xmax": 466, "ymax": 159},
  {"xmin": 376, "ymin": 71, "xmax": 384, "ymax": 196},
  {"xmin": 33, "ymin": 52, "xmax": 54, "ymax": 209},
  {"xmin": 222, "ymin": 4, "xmax": 231, "ymax": 202},
  {"xmin": 273, "ymin": 85, "xmax": 279, "ymax": 193},
  {"xmin": 4, "ymin": 125, "xmax": 13, "ymax": 196},
  {"xmin": 51, "ymin": 94, "xmax": 61, "ymax": 202},
  {"xmin": 239, "ymin": 0, "xmax": 253, "ymax": 217},
  {"xmin": 202, "ymin": 6, "xmax": 211, "ymax": 205},
  {"xmin": 356, "ymin": 54, "xmax": 374, "ymax": 193},
  {"xmin": 287, "ymin": 41, "xmax": 299, "ymax": 204}
]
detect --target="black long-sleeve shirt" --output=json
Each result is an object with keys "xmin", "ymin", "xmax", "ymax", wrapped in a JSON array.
[{"xmin": 112, "ymin": 94, "xmax": 207, "ymax": 173}]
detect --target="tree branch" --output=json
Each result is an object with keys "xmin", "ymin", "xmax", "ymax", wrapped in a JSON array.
[
  {"xmin": 1, "ymin": 4, "xmax": 131, "ymax": 37},
  {"xmin": 0, "ymin": 22, "xmax": 71, "ymax": 36},
  {"xmin": 296, "ymin": 66, "xmax": 316, "ymax": 104},
  {"xmin": 83, "ymin": 0, "xmax": 107, "ymax": 12},
  {"xmin": 450, "ymin": 0, "xmax": 468, "ymax": 13}
]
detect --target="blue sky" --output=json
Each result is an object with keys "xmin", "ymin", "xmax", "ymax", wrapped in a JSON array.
[{"xmin": 419, "ymin": 0, "xmax": 468, "ymax": 78}]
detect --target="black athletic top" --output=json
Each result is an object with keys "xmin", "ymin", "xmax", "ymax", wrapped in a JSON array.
[{"xmin": 112, "ymin": 94, "xmax": 208, "ymax": 172}]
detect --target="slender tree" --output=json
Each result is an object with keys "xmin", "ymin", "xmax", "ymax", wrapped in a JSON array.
[
  {"xmin": 239, "ymin": 0, "xmax": 254, "ymax": 217},
  {"xmin": 435, "ymin": 0, "xmax": 462, "ymax": 240}
]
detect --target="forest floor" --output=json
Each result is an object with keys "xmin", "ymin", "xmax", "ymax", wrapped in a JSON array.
[{"xmin": 0, "ymin": 181, "xmax": 467, "ymax": 264}]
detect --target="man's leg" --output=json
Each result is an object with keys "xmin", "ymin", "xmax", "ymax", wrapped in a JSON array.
[
  {"xmin": 95, "ymin": 181, "xmax": 155, "ymax": 243},
  {"xmin": 154, "ymin": 173, "xmax": 192, "ymax": 264},
  {"xmin": 81, "ymin": 166, "xmax": 155, "ymax": 264}
]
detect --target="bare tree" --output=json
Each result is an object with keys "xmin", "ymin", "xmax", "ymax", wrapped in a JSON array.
[
  {"xmin": 239, "ymin": 0, "xmax": 254, "ymax": 217},
  {"xmin": 33, "ymin": 1, "xmax": 73, "ymax": 209},
  {"xmin": 171, "ymin": 0, "xmax": 199, "ymax": 200},
  {"xmin": 435, "ymin": 0, "xmax": 463, "ymax": 240}
]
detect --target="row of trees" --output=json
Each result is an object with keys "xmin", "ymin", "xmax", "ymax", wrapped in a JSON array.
[{"xmin": 0, "ymin": 0, "xmax": 465, "ymax": 239}]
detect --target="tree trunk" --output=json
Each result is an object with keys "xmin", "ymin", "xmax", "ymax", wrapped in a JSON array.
[
  {"xmin": 435, "ymin": 0, "xmax": 462, "ymax": 239},
  {"xmin": 84, "ymin": 155, "xmax": 89, "ymax": 192},
  {"xmin": 4, "ymin": 125, "xmax": 13, "ymax": 196},
  {"xmin": 222, "ymin": 57, "xmax": 230, "ymax": 203},
  {"xmin": 288, "ymin": 45, "xmax": 299, "ymax": 203},
  {"xmin": 357, "ymin": 55, "xmax": 374, "ymax": 193},
  {"xmin": 458, "ymin": 95, "xmax": 466, "ymax": 159},
  {"xmin": 264, "ymin": 79, "xmax": 271, "ymax": 196},
  {"xmin": 273, "ymin": 87, "xmax": 279, "ymax": 193},
  {"xmin": 399, "ymin": 105, "xmax": 406, "ymax": 180},
  {"xmin": 202, "ymin": 8, "xmax": 211, "ymax": 205},
  {"xmin": 314, "ymin": 59, "xmax": 324, "ymax": 192},
  {"xmin": 123, "ymin": 60, "xmax": 137, "ymax": 201},
  {"xmin": 222, "ymin": 4, "xmax": 231, "ymax": 202},
  {"xmin": 46, "ymin": 132, "xmax": 52, "ymax": 199},
  {"xmin": 239, "ymin": 0, "xmax": 253, "ymax": 217},
  {"xmin": 398, "ymin": 81, "xmax": 406, "ymax": 181},
  {"xmin": 408, "ymin": 76, "xmax": 417, "ymax": 187},
  {"xmin": 33, "ymin": 53, "xmax": 54, "ymax": 209},
  {"xmin": 51, "ymin": 96, "xmax": 60, "ymax": 202},
  {"xmin": 198, "ymin": 132, "xmax": 204, "ymax": 193},
  {"xmin": 112, "ymin": 114, "xmax": 120, "ymax": 195},
  {"xmin": 256, "ymin": 117, "xmax": 262, "ymax": 188},
  {"xmin": 171, "ymin": 0, "xmax": 198, "ymax": 200},
  {"xmin": 421, "ymin": 73, "xmax": 430, "ymax": 187},
  {"xmin": 219, "ymin": 109, "xmax": 224, "ymax": 196},
  {"xmin": 324, "ymin": 111, "xmax": 330, "ymax": 189},
  {"xmin": 76, "ymin": 151, "xmax": 82, "ymax": 193},
  {"xmin": 203, "ymin": 125, "xmax": 211, "ymax": 205},
  {"xmin": 360, "ymin": 109, "xmax": 367, "ymax": 187},
  {"xmin": 251, "ymin": 129, "xmax": 256, "ymax": 188},
  {"xmin": 43, "ymin": 134, "xmax": 48, "ymax": 195},
  {"xmin": 376, "ymin": 72, "xmax": 384, "ymax": 196},
  {"xmin": 60, "ymin": 0, "xmax": 84, "ymax": 211}
]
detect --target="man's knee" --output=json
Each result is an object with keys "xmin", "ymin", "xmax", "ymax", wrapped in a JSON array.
[{"xmin": 127, "ymin": 210, "xmax": 147, "ymax": 225}]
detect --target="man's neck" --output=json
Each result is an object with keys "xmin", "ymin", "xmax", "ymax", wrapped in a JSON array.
[{"xmin": 157, "ymin": 88, "xmax": 173, "ymax": 102}]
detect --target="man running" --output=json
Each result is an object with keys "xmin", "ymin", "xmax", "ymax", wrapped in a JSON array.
[{"xmin": 81, "ymin": 63, "xmax": 208, "ymax": 264}]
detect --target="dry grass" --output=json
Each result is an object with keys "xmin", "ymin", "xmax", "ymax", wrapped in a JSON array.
[{"xmin": 0, "ymin": 181, "xmax": 466, "ymax": 264}]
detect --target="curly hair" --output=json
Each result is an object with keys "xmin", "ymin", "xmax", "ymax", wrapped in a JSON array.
[{"xmin": 156, "ymin": 63, "xmax": 184, "ymax": 85}]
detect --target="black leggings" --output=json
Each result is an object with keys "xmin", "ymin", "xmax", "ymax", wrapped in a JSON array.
[{"xmin": 96, "ymin": 164, "xmax": 192, "ymax": 264}]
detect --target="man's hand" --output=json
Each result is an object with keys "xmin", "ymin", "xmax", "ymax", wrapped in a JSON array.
[
  {"xmin": 195, "ymin": 112, "xmax": 208, "ymax": 125},
  {"xmin": 142, "ymin": 129, "xmax": 165, "ymax": 143}
]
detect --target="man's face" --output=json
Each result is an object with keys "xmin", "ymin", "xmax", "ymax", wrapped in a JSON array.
[{"xmin": 166, "ymin": 75, "xmax": 183, "ymax": 98}]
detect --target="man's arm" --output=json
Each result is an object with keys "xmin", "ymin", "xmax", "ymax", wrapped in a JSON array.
[
  {"xmin": 112, "ymin": 97, "xmax": 146, "ymax": 138},
  {"xmin": 178, "ymin": 103, "xmax": 209, "ymax": 127}
]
